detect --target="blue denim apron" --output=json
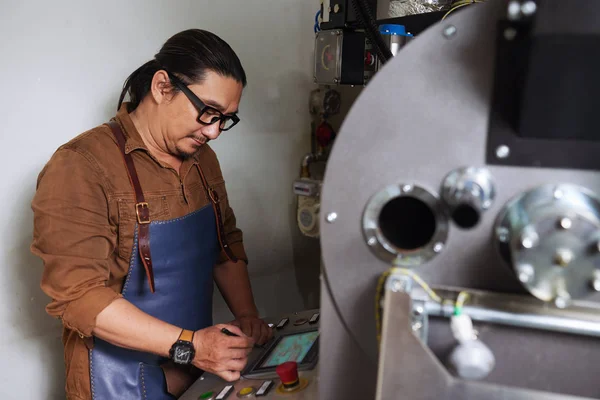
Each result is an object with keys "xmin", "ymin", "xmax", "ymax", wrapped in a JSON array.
[{"xmin": 89, "ymin": 204, "xmax": 219, "ymax": 399}]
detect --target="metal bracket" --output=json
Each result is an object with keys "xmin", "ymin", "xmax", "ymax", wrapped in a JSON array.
[{"xmin": 384, "ymin": 272, "xmax": 429, "ymax": 344}]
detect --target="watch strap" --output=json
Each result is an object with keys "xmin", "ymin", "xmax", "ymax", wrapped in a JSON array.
[{"xmin": 178, "ymin": 329, "xmax": 194, "ymax": 343}]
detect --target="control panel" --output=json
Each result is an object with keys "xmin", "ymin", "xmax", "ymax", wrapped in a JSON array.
[{"xmin": 181, "ymin": 309, "xmax": 320, "ymax": 400}]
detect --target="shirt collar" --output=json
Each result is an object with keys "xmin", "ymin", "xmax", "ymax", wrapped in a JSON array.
[
  {"xmin": 114, "ymin": 102, "xmax": 147, "ymax": 155},
  {"xmin": 114, "ymin": 102, "xmax": 201, "ymax": 165}
]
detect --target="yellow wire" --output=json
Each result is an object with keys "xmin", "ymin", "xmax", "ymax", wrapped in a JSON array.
[
  {"xmin": 375, "ymin": 267, "xmax": 444, "ymax": 343},
  {"xmin": 442, "ymin": 0, "xmax": 485, "ymax": 21},
  {"xmin": 456, "ymin": 291, "xmax": 470, "ymax": 308}
]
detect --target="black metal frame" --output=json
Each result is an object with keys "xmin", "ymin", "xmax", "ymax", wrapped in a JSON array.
[{"xmin": 486, "ymin": 16, "xmax": 600, "ymax": 171}]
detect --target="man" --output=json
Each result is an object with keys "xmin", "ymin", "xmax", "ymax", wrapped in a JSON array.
[{"xmin": 31, "ymin": 29, "xmax": 272, "ymax": 400}]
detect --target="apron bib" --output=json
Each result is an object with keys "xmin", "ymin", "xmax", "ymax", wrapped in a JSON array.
[{"xmin": 89, "ymin": 205, "xmax": 219, "ymax": 399}]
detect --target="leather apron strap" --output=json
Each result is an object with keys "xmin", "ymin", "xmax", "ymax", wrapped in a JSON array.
[
  {"xmin": 108, "ymin": 121, "xmax": 156, "ymax": 293},
  {"xmin": 195, "ymin": 164, "xmax": 239, "ymax": 263}
]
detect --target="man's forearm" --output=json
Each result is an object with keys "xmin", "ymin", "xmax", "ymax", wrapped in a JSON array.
[
  {"xmin": 214, "ymin": 260, "xmax": 258, "ymax": 318},
  {"xmin": 93, "ymin": 298, "xmax": 181, "ymax": 357}
]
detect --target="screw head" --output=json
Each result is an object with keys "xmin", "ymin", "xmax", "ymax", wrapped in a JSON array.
[
  {"xmin": 413, "ymin": 305, "xmax": 424, "ymax": 316},
  {"xmin": 333, "ymin": 78, "xmax": 339, "ymax": 84},
  {"xmin": 518, "ymin": 264, "xmax": 534, "ymax": 283},
  {"xmin": 391, "ymin": 279, "xmax": 402, "ymax": 292},
  {"xmin": 443, "ymin": 25, "xmax": 457, "ymax": 39},
  {"xmin": 521, "ymin": 1, "xmax": 537, "ymax": 16},
  {"xmin": 496, "ymin": 145, "xmax": 510, "ymax": 159},
  {"xmin": 554, "ymin": 249, "xmax": 574, "ymax": 267},
  {"xmin": 592, "ymin": 278, "xmax": 600, "ymax": 292},
  {"xmin": 554, "ymin": 296, "xmax": 569, "ymax": 309},
  {"xmin": 507, "ymin": 1, "xmax": 521, "ymax": 20},
  {"xmin": 412, "ymin": 321, "xmax": 423, "ymax": 332},
  {"xmin": 520, "ymin": 231, "xmax": 538, "ymax": 249},
  {"xmin": 433, "ymin": 242, "xmax": 444, "ymax": 253},
  {"xmin": 496, "ymin": 227, "xmax": 510, "ymax": 243},
  {"xmin": 402, "ymin": 184, "xmax": 413, "ymax": 193},
  {"xmin": 367, "ymin": 237, "xmax": 377, "ymax": 246},
  {"xmin": 553, "ymin": 189, "xmax": 564, "ymax": 199},
  {"xmin": 559, "ymin": 217, "xmax": 572, "ymax": 230},
  {"xmin": 326, "ymin": 212, "xmax": 338, "ymax": 223}
]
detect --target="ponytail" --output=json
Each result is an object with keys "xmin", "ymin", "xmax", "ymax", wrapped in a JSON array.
[{"xmin": 117, "ymin": 59, "xmax": 160, "ymax": 111}]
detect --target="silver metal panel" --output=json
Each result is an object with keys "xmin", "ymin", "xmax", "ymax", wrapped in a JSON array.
[{"xmin": 319, "ymin": 0, "xmax": 600, "ymax": 398}]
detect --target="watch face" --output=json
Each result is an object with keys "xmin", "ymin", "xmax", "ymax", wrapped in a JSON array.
[{"xmin": 173, "ymin": 343, "xmax": 194, "ymax": 364}]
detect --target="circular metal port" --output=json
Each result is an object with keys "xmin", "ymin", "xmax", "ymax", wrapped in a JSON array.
[
  {"xmin": 441, "ymin": 167, "xmax": 495, "ymax": 230},
  {"xmin": 495, "ymin": 184, "xmax": 600, "ymax": 304},
  {"xmin": 363, "ymin": 184, "xmax": 449, "ymax": 266}
]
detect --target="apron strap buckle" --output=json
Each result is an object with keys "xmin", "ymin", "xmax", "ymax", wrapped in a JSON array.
[{"xmin": 136, "ymin": 202, "xmax": 151, "ymax": 224}]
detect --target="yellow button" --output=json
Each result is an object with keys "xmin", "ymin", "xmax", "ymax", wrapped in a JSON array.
[{"xmin": 239, "ymin": 387, "xmax": 253, "ymax": 396}]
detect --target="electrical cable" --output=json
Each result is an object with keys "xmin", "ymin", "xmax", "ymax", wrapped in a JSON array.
[
  {"xmin": 374, "ymin": 266, "xmax": 477, "ymax": 344},
  {"xmin": 442, "ymin": 0, "xmax": 485, "ymax": 21},
  {"xmin": 351, "ymin": 0, "xmax": 394, "ymax": 64},
  {"xmin": 314, "ymin": 9, "xmax": 322, "ymax": 33},
  {"xmin": 454, "ymin": 291, "xmax": 470, "ymax": 315},
  {"xmin": 375, "ymin": 267, "xmax": 445, "ymax": 343}
]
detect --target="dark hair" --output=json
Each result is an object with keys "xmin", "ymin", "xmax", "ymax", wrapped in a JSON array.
[{"xmin": 117, "ymin": 29, "xmax": 247, "ymax": 111}]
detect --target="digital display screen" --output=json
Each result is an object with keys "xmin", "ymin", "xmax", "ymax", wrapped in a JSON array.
[{"xmin": 258, "ymin": 331, "xmax": 319, "ymax": 368}]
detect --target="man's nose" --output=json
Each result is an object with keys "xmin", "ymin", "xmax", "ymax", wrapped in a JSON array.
[{"xmin": 201, "ymin": 123, "xmax": 221, "ymax": 140}]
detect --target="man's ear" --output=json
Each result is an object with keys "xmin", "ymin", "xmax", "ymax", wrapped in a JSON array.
[{"xmin": 150, "ymin": 70, "xmax": 173, "ymax": 105}]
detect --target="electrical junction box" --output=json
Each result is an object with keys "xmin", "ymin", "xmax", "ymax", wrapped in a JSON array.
[{"xmin": 314, "ymin": 29, "xmax": 366, "ymax": 85}]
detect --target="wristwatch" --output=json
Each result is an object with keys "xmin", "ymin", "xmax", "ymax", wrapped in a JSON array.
[{"xmin": 169, "ymin": 329, "xmax": 195, "ymax": 365}]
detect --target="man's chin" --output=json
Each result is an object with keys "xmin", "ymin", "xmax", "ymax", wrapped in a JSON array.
[{"xmin": 175, "ymin": 145, "xmax": 202, "ymax": 160}]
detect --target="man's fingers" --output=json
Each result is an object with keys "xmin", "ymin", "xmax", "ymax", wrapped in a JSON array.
[
  {"xmin": 224, "ymin": 358, "xmax": 247, "ymax": 372},
  {"xmin": 225, "ymin": 348, "xmax": 252, "ymax": 360},
  {"xmin": 217, "ymin": 370, "xmax": 240, "ymax": 382},
  {"xmin": 226, "ymin": 335, "xmax": 255, "ymax": 350},
  {"xmin": 219, "ymin": 324, "xmax": 244, "ymax": 337}
]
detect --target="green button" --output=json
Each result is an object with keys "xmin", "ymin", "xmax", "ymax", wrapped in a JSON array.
[{"xmin": 199, "ymin": 391, "xmax": 214, "ymax": 400}]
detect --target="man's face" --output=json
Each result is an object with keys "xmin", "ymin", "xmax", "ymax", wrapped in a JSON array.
[{"xmin": 161, "ymin": 70, "xmax": 243, "ymax": 159}]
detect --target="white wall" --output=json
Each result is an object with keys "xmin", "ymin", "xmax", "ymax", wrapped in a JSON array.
[{"xmin": 0, "ymin": 1, "xmax": 321, "ymax": 398}]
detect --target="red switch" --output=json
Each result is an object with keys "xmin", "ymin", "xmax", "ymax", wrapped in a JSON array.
[
  {"xmin": 316, "ymin": 121, "xmax": 335, "ymax": 148},
  {"xmin": 365, "ymin": 51, "xmax": 375, "ymax": 67},
  {"xmin": 276, "ymin": 361, "xmax": 300, "ymax": 389}
]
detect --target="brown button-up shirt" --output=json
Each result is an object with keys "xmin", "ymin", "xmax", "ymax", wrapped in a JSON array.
[{"xmin": 31, "ymin": 104, "xmax": 247, "ymax": 400}]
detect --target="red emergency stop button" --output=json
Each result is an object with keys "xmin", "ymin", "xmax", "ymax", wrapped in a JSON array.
[{"xmin": 276, "ymin": 361, "xmax": 299, "ymax": 389}]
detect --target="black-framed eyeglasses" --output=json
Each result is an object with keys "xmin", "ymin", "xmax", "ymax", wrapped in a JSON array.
[{"xmin": 165, "ymin": 70, "xmax": 240, "ymax": 131}]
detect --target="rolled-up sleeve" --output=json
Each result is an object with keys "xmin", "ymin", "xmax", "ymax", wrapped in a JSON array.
[{"xmin": 31, "ymin": 148, "xmax": 120, "ymax": 337}]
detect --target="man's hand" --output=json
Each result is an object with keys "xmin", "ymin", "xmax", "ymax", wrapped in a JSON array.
[
  {"xmin": 192, "ymin": 324, "xmax": 254, "ymax": 382},
  {"xmin": 229, "ymin": 315, "xmax": 273, "ymax": 346}
]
